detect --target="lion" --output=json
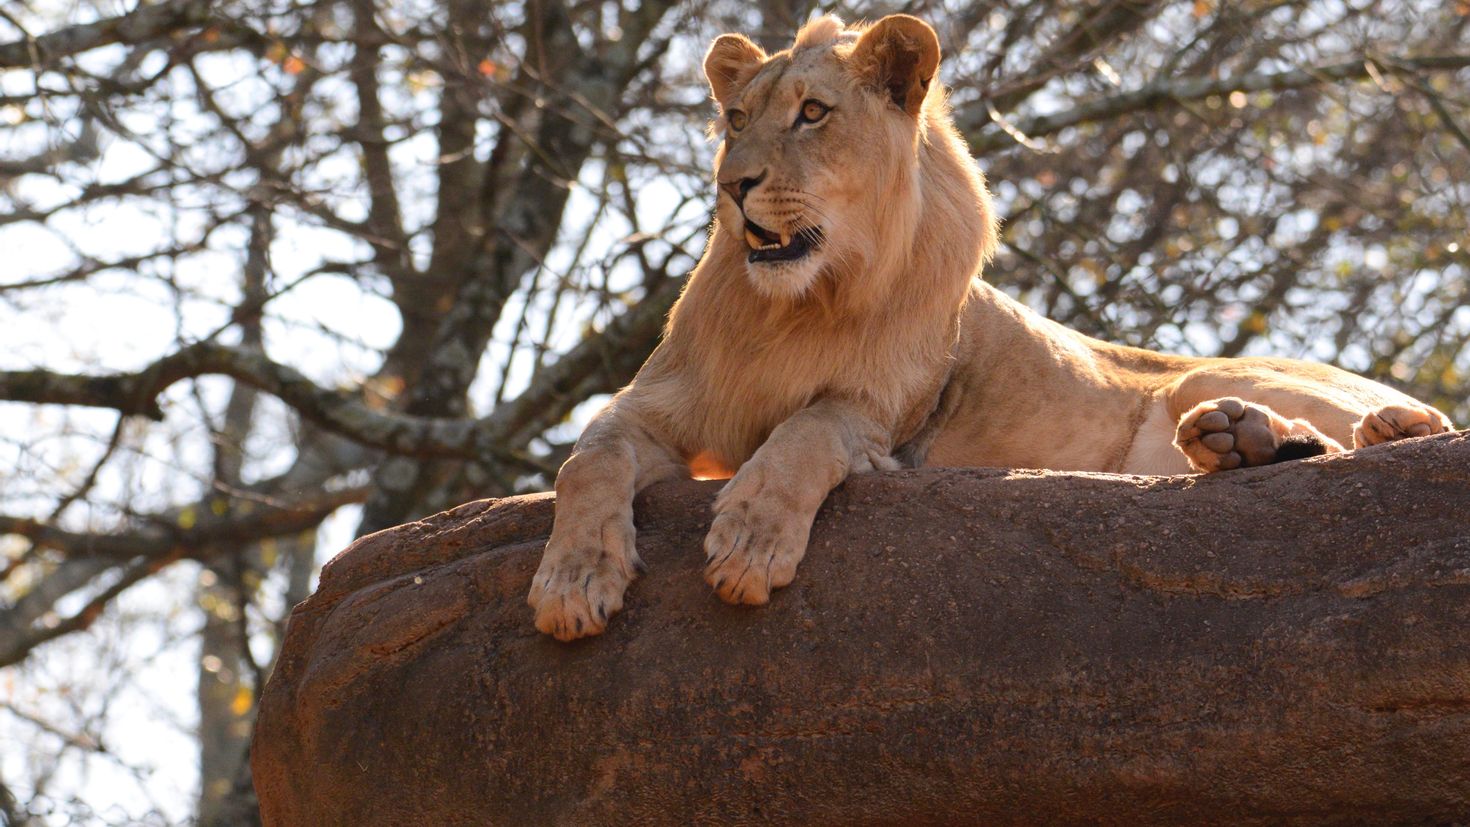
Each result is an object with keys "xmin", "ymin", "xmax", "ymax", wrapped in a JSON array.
[{"xmin": 527, "ymin": 14, "xmax": 1454, "ymax": 641}]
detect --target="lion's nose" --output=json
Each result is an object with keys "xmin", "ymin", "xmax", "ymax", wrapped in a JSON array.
[{"xmin": 719, "ymin": 171, "xmax": 766, "ymax": 207}]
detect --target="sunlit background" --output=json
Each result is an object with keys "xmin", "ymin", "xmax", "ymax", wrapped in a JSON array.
[{"xmin": 2, "ymin": 0, "xmax": 1467, "ymax": 823}]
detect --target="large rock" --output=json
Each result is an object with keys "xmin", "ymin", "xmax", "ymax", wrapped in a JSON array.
[{"xmin": 253, "ymin": 433, "xmax": 1470, "ymax": 825}]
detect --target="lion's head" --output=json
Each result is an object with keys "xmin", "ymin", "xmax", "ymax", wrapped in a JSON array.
[{"xmin": 702, "ymin": 14, "xmax": 996, "ymax": 306}]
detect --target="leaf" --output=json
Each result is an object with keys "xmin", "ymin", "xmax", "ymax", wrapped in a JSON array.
[{"xmin": 232, "ymin": 686, "xmax": 254, "ymax": 717}]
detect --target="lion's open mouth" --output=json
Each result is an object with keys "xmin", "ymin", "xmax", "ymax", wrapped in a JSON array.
[{"xmin": 744, "ymin": 219, "xmax": 823, "ymax": 264}]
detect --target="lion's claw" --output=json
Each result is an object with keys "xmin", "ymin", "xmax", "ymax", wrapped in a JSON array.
[
  {"xmin": 528, "ymin": 519, "xmax": 639, "ymax": 641},
  {"xmin": 703, "ymin": 494, "xmax": 808, "ymax": 606}
]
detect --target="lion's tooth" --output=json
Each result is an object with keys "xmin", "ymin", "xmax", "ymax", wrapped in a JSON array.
[
  {"xmin": 779, "ymin": 231, "xmax": 791, "ymax": 248},
  {"xmin": 744, "ymin": 229, "xmax": 763, "ymax": 250}
]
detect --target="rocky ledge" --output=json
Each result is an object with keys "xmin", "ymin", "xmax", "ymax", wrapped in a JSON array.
[{"xmin": 254, "ymin": 433, "xmax": 1470, "ymax": 825}]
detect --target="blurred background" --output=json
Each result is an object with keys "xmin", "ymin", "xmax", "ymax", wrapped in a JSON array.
[{"xmin": 0, "ymin": 0, "xmax": 1466, "ymax": 823}]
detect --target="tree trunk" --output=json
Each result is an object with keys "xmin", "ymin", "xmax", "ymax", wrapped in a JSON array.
[{"xmin": 253, "ymin": 433, "xmax": 1470, "ymax": 825}]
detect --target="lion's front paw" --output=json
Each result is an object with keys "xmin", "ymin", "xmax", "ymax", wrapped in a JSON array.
[
  {"xmin": 702, "ymin": 475, "xmax": 813, "ymax": 605},
  {"xmin": 528, "ymin": 522, "xmax": 641, "ymax": 642},
  {"xmin": 1353, "ymin": 403, "xmax": 1452, "ymax": 449},
  {"xmin": 1174, "ymin": 397, "xmax": 1303, "ymax": 472}
]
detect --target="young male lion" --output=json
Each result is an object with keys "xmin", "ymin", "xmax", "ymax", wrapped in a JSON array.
[{"xmin": 527, "ymin": 14, "xmax": 1454, "ymax": 641}]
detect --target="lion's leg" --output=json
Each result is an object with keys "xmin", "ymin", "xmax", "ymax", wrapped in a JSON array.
[
  {"xmin": 1173, "ymin": 396, "xmax": 1345, "ymax": 473},
  {"xmin": 704, "ymin": 398, "xmax": 897, "ymax": 605},
  {"xmin": 528, "ymin": 400, "xmax": 685, "ymax": 641},
  {"xmin": 1353, "ymin": 403, "xmax": 1453, "ymax": 448}
]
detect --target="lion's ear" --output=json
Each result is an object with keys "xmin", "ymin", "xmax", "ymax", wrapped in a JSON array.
[
  {"xmin": 704, "ymin": 34, "xmax": 767, "ymax": 106},
  {"xmin": 850, "ymin": 15, "xmax": 940, "ymax": 117}
]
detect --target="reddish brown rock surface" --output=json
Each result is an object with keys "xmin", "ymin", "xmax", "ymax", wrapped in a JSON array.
[{"xmin": 253, "ymin": 433, "xmax": 1470, "ymax": 825}]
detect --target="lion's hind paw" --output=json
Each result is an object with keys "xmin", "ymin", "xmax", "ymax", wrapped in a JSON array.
[
  {"xmin": 1174, "ymin": 397, "xmax": 1325, "ymax": 473},
  {"xmin": 1352, "ymin": 403, "xmax": 1452, "ymax": 449}
]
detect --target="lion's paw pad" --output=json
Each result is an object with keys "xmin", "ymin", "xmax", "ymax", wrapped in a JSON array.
[{"xmin": 1175, "ymin": 397, "xmax": 1312, "ymax": 472}]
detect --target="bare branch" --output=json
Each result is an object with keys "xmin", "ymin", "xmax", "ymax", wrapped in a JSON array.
[
  {"xmin": 0, "ymin": 366, "xmax": 167, "ymax": 419},
  {"xmin": 0, "ymin": 0, "xmax": 214, "ymax": 68},
  {"xmin": 0, "ymin": 343, "xmax": 475, "ymax": 458},
  {"xmin": 966, "ymin": 54, "xmax": 1470, "ymax": 154},
  {"xmin": 0, "ymin": 555, "xmax": 167, "ymax": 668},
  {"xmin": 0, "ymin": 300, "xmax": 678, "ymax": 465},
  {"xmin": 0, "ymin": 484, "xmax": 366, "ymax": 561},
  {"xmin": 486, "ymin": 274, "xmax": 684, "ymax": 447}
]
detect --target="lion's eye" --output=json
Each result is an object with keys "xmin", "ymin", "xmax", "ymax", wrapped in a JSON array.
[
  {"xmin": 728, "ymin": 110, "xmax": 748, "ymax": 132},
  {"xmin": 798, "ymin": 99, "xmax": 830, "ymax": 125}
]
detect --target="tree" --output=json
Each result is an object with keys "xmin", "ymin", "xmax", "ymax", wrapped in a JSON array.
[{"xmin": 0, "ymin": 0, "xmax": 1466, "ymax": 822}]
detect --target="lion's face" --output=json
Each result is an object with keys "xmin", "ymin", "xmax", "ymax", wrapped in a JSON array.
[{"xmin": 704, "ymin": 16, "xmax": 942, "ymax": 300}]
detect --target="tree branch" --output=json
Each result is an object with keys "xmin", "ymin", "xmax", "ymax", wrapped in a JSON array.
[
  {"xmin": 0, "ymin": 0, "xmax": 213, "ymax": 69},
  {"xmin": 485, "ymin": 273, "xmax": 683, "ymax": 447},
  {"xmin": 0, "ymin": 554, "xmax": 173, "ymax": 668},
  {"xmin": 966, "ymin": 54, "xmax": 1470, "ymax": 154},
  {"xmin": 0, "ymin": 485, "xmax": 367, "ymax": 561},
  {"xmin": 354, "ymin": 0, "xmax": 680, "ymax": 533},
  {"xmin": 978, "ymin": 0, "xmax": 1163, "ymax": 121},
  {"xmin": 0, "ymin": 343, "xmax": 472, "ymax": 457},
  {"xmin": 0, "ymin": 300, "xmax": 677, "ymax": 466},
  {"xmin": 0, "ymin": 481, "xmax": 365, "ymax": 667}
]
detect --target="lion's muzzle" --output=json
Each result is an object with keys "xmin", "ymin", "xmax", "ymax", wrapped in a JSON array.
[{"xmin": 743, "ymin": 219, "xmax": 824, "ymax": 264}]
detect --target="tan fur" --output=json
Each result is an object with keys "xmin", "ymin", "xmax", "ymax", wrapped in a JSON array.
[{"xmin": 526, "ymin": 15, "xmax": 1454, "ymax": 641}]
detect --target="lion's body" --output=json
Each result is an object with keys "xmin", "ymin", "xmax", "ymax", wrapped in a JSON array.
[
  {"xmin": 527, "ymin": 14, "xmax": 1453, "ymax": 640},
  {"xmin": 929, "ymin": 280, "xmax": 1437, "ymax": 475},
  {"xmin": 641, "ymin": 260, "xmax": 1432, "ymax": 480}
]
